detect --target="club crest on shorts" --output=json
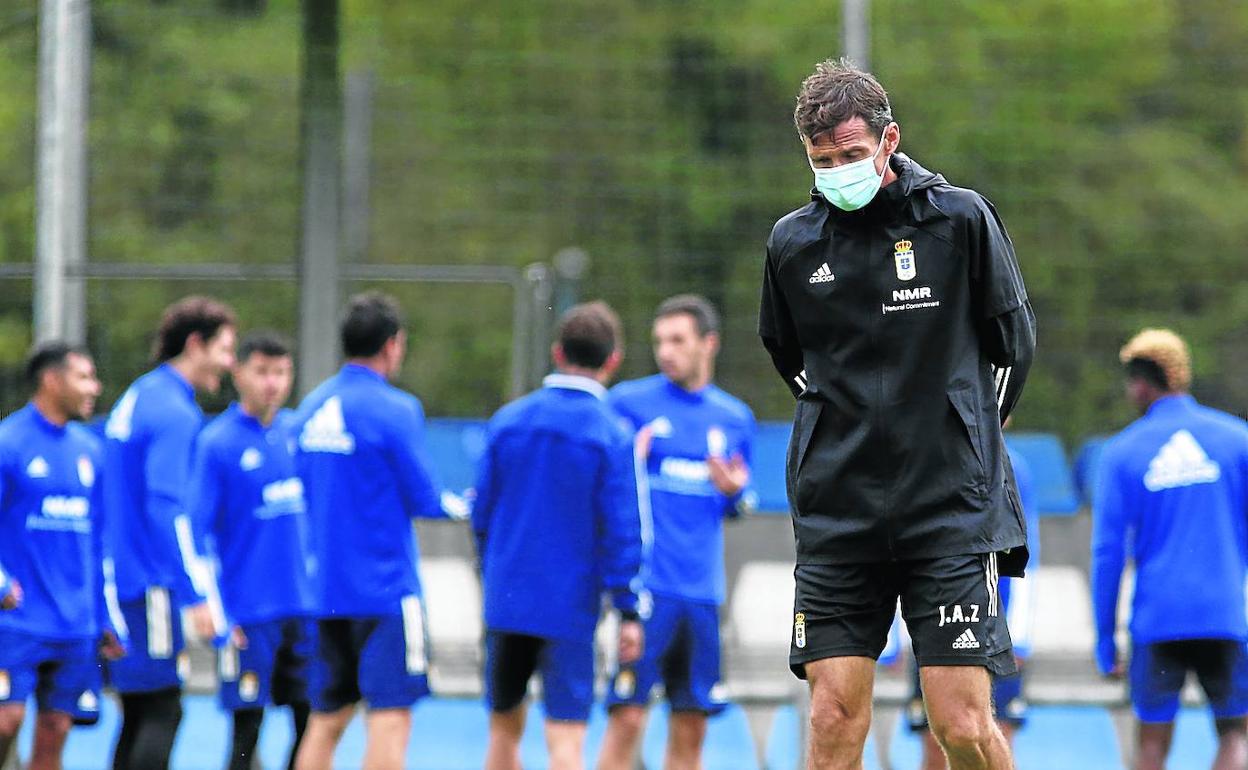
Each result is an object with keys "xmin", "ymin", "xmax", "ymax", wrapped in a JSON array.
[
  {"xmin": 794, "ymin": 612, "xmax": 807, "ymax": 649},
  {"xmin": 614, "ymin": 670, "xmax": 635, "ymax": 699},
  {"xmin": 894, "ymin": 239, "xmax": 916, "ymax": 281},
  {"xmin": 239, "ymin": 671, "xmax": 259, "ymax": 702}
]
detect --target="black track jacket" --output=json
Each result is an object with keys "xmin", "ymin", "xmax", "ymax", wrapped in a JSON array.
[{"xmin": 759, "ymin": 153, "xmax": 1036, "ymax": 576}]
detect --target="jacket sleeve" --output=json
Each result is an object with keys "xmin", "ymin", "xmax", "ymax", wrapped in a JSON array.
[
  {"xmin": 759, "ymin": 236, "xmax": 807, "ymax": 399},
  {"xmin": 596, "ymin": 434, "xmax": 643, "ymax": 617},
  {"xmin": 970, "ymin": 197, "xmax": 1036, "ymax": 423},
  {"xmin": 725, "ymin": 412, "xmax": 758, "ymax": 519},
  {"xmin": 391, "ymin": 399, "xmax": 465, "ymax": 521},
  {"xmin": 92, "ymin": 461, "xmax": 122, "ymax": 640},
  {"xmin": 470, "ymin": 426, "xmax": 500, "ymax": 570},
  {"xmin": 145, "ymin": 414, "xmax": 207, "ymax": 607},
  {"xmin": 1090, "ymin": 446, "xmax": 1130, "ymax": 675},
  {"xmin": 187, "ymin": 443, "xmax": 229, "ymax": 628}
]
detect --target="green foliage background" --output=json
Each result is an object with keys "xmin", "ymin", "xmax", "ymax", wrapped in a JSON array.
[{"xmin": 0, "ymin": 0, "xmax": 1245, "ymax": 443}]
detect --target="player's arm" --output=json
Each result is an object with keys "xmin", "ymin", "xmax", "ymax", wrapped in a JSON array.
[
  {"xmin": 969, "ymin": 197, "xmax": 1036, "ymax": 424},
  {"xmin": 1090, "ymin": 448, "xmax": 1130, "ymax": 676},
  {"xmin": 469, "ymin": 428, "xmax": 500, "ymax": 571},
  {"xmin": 759, "ymin": 237, "xmax": 807, "ymax": 399},
  {"xmin": 90, "ymin": 464, "xmax": 126, "ymax": 657},
  {"xmin": 596, "ymin": 435, "xmax": 644, "ymax": 618},
  {"xmin": 597, "ymin": 435, "xmax": 646, "ymax": 663},
  {"xmin": 0, "ymin": 456, "xmax": 15, "ymax": 610},
  {"xmin": 391, "ymin": 398, "xmax": 467, "ymax": 521},
  {"xmin": 186, "ymin": 442, "xmax": 230, "ymax": 639},
  {"xmin": 710, "ymin": 414, "xmax": 756, "ymax": 519},
  {"xmin": 143, "ymin": 414, "xmax": 209, "ymax": 609}
]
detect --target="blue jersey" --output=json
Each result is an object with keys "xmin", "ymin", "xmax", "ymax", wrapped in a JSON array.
[
  {"xmin": 191, "ymin": 405, "xmax": 314, "ymax": 626},
  {"xmin": 1092, "ymin": 394, "xmax": 1248, "ymax": 673},
  {"xmin": 609, "ymin": 374, "xmax": 755, "ymax": 605},
  {"xmin": 102, "ymin": 365, "xmax": 206, "ymax": 607},
  {"xmin": 292, "ymin": 364, "xmax": 448, "ymax": 618},
  {"xmin": 0, "ymin": 405, "xmax": 116, "ymax": 640},
  {"xmin": 473, "ymin": 374, "xmax": 642, "ymax": 641}
]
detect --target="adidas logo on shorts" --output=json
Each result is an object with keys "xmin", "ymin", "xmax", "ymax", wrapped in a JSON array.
[{"xmin": 951, "ymin": 629, "xmax": 980, "ymax": 650}]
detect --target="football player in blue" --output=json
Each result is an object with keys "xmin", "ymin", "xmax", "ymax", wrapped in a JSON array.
[
  {"xmin": 191, "ymin": 331, "xmax": 313, "ymax": 770},
  {"xmin": 0, "ymin": 342, "xmax": 124, "ymax": 770},
  {"xmin": 103, "ymin": 296, "xmax": 237, "ymax": 770},
  {"xmin": 1093, "ymin": 329, "xmax": 1248, "ymax": 770},
  {"xmin": 474, "ymin": 301, "xmax": 644, "ymax": 770},
  {"xmin": 598, "ymin": 295, "xmax": 755, "ymax": 770},
  {"xmin": 292, "ymin": 292, "xmax": 464, "ymax": 770}
]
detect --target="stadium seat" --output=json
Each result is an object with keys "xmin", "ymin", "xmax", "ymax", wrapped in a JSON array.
[
  {"xmin": 764, "ymin": 704, "xmax": 801, "ymax": 770},
  {"xmin": 1169, "ymin": 707, "xmax": 1217, "ymax": 768},
  {"xmin": 1072, "ymin": 435, "xmax": 1111, "ymax": 507},
  {"xmin": 752, "ymin": 422, "xmax": 793, "ymax": 514},
  {"xmin": 1013, "ymin": 705, "xmax": 1125, "ymax": 769},
  {"xmin": 424, "ymin": 417, "xmax": 488, "ymax": 493},
  {"xmin": 1004, "ymin": 432, "xmax": 1081, "ymax": 515},
  {"xmin": 419, "ymin": 556, "xmax": 485, "ymax": 695},
  {"xmin": 1030, "ymin": 565, "xmax": 1096, "ymax": 657},
  {"xmin": 642, "ymin": 703, "xmax": 761, "ymax": 770},
  {"xmin": 724, "ymin": 561, "xmax": 798, "ymax": 698}
]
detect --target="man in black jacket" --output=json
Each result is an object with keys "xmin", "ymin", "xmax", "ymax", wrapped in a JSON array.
[{"xmin": 758, "ymin": 59, "xmax": 1036, "ymax": 770}]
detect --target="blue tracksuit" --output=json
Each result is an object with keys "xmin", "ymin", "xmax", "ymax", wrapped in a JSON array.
[
  {"xmin": 608, "ymin": 374, "xmax": 755, "ymax": 606},
  {"xmin": 1092, "ymin": 394, "xmax": 1248, "ymax": 674},
  {"xmin": 190, "ymin": 405, "xmax": 314, "ymax": 627},
  {"xmin": 102, "ymin": 364, "xmax": 206, "ymax": 607},
  {"xmin": 473, "ymin": 373, "xmax": 643, "ymax": 642},
  {"xmin": 0, "ymin": 404, "xmax": 116, "ymax": 640},
  {"xmin": 292, "ymin": 364, "xmax": 449, "ymax": 618}
]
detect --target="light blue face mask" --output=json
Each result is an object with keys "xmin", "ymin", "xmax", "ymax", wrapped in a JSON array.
[{"xmin": 809, "ymin": 128, "xmax": 889, "ymax": 211}]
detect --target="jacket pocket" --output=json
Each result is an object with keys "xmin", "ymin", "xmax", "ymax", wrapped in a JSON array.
[
  {"xmin": 785, "ymin": 399, "xmax": 824, "ymax": 512},
  {"xmin": 947, "ymin": 386, "xmax": 987, "ymax": 486}
]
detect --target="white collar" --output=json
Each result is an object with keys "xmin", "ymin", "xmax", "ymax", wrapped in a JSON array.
[{"xmin": 542, "ymin": 373, "xmax": 607, "ymax": 400}]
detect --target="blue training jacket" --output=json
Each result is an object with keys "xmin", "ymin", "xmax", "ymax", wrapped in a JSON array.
[
  {"xmin": 609, "ymin": 374, "xmax": 755, "ymax": 606},
  {"xmin": 473, "ymin": 374, "xmax": 643, "ymax": 642},
  {"xmin": 1092, "ymin": 394, "xmax": 1248, "ymax": 674},
  {"xmin": 102, "ymin": 364, "xmax": 207, "ymax": 608},
  {"xmin": 191, "ymin": 404, "xmax": 314, "ymax": 627},
  {"xmin": 292, "ymin": 364, "xmax": 450, "ymax": 618},
  {"xmin": 0, "ymin": 405, "xmax": 117, "ymax": 640}
]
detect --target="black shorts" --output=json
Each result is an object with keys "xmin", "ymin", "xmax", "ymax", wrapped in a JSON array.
[{"xmin": 790, "ymin": 553, "xmax": 1015, "ymax": 679}]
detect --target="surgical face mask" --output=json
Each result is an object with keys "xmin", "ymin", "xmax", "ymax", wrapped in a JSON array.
[{"xmin": 809, "ymin": 128, "xmax": 888, "ymax": 211}]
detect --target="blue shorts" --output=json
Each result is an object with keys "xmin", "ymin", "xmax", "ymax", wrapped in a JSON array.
[
  {"xmin": 106, "ymin": 589, "xmax": 186, "ymax": 694},
  {"xmin": 0, "ymin": 628, "xmax": 104, "ymax": 724},
  {"xmin": 1130, "ymin": 639, "xmax": 1248, "ymax": 723},
  {"xmin": 219, "ymin": 617, "xmax": 314, "ymax": 711},
  {"xmin": 484, "ymin": 631, "xmax": 595, "ymax": 722},
  {"xmin": 906, "ymin": 658, "xmax": 1028, "ymax": 729},
  {"xmin": 308, "ymin": 598, "xmax": 430, "ymax": 712},
  {"xmin": 606, "ymin": 595, "xmax": 727, "ymax": 715}
]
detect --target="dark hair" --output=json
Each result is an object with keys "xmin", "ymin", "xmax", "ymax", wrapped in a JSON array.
[
  {"xmin": 25, "ymin": 341, "xmax": 91, "ymax": 389},
  {"xmin": 557, "ymin": 301, "xmax": 622, "ymax": 369},
  {"xmin": 341, "ymin": 291, "xmax": 405, "ymax": 358},
  {"xmin": 794, "ymin": 58, "xmax": 893, "ymax": 142},
  {"xmin": 1125, "ymin": 357, "xmax": 1170, "ymax": 391},
  {"xmin": 152, "ymin": 296, "xmax": 237, "ymax": 363},
  {"xmin": 655, "ymin": 294, "xmax": 720, "ymax": 337},
  {"xmin": 238, "ymin": 330, "xmax": 292, "ymax": 364}
]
